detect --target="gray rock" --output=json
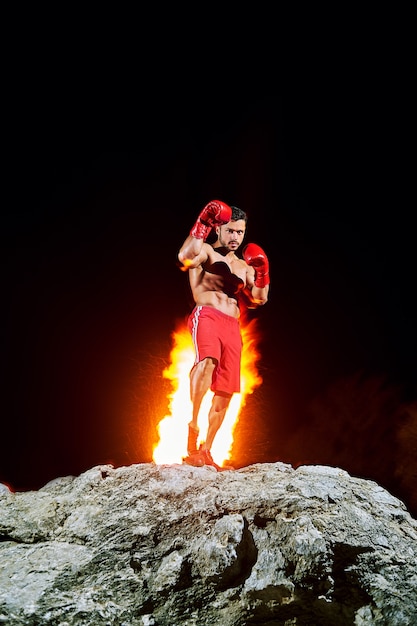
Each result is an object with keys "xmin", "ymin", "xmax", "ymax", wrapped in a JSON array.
[{"xmin": 1, "ymin": 462, "xmax": 416, "ymax": 625}]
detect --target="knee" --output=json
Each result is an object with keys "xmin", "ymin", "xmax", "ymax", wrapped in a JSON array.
[
  {"xmin": 211, "ymin": 393, "xmax": 231, "ymax": 415},
  {"xmin": 192, "ymin": 357, "xmax": 216, "ymax": 380}
]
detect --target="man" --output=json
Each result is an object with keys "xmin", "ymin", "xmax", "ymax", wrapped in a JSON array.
[{"xmin": 177, "ymin": 200, "xmax": 270, "ymax": 470}]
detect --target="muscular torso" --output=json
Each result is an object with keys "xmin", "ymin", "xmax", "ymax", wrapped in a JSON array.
[{"xmin": 188, "ymin": 245, "xmax": 249, "ymax": 318}]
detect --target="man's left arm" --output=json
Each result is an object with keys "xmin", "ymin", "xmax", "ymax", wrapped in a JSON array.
[{"xmin": 242, "ymin": 243, "xmax": 270, "ymax": 306}]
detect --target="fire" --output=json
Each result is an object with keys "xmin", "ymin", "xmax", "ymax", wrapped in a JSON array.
[{"xmin": 152, "ymin": 314, "xmax": 263, "ymax": 467}]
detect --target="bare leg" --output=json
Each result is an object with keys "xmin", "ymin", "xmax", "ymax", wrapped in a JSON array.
[
  {"xmin": 183, "ymin": 358, "xmax": 216, "ymax": 466},
  {"xmin": 189, "ymin": 357, "xmax": 217, "ymax": 430},
  {"xmin": 198, "ymin": 392, "xmax": 234, "ymax": 471},
  {"xmin": 201, "ymin": 393, "xmax": 232, "ymax": 451},
  {"xmin": 184, "ymin": 358, "xmax": 233, "ymax": 471},
  {"xmin": 187, "ymin": 424, "xmax": 200, "ymax": 455}
]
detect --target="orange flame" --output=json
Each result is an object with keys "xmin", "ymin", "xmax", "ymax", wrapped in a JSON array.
[{"xmin": 152, "ymin": 315, "xmax": 263, "ymax": 467}]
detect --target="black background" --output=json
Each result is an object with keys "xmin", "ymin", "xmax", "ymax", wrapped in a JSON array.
[{"xmin": 2, "ymin": 95, "xmax": 416, "ymax": 517}]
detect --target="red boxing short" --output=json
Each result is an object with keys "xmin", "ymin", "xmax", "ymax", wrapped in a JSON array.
[{"xmin": 188, "ymin": 305, "xmax": 242, "ymax": 395}]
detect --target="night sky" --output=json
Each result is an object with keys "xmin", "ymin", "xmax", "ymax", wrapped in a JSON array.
[{"xmin": 2, "ymin": 96, "xmax": 416, "ymax": 517}]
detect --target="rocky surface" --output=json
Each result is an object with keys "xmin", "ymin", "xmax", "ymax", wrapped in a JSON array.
[{"xmin": 1, "ymin": 461, "xmax": 416, "ymax": 625}]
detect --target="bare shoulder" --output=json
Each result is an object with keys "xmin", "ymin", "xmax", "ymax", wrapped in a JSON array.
[
  {"xmin": 205, "ymin": 244, "xmax": 222, "ymax": 261},
  {"xmin": 238, "ymin": 255, "xmax": 255, "ymax": 283}
]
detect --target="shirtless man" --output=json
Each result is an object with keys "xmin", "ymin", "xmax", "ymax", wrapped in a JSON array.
[{"xmin": 178, "ymin": 200, "xmax": 270, "ymax": 470}]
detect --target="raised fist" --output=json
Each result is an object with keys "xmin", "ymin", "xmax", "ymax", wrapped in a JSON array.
[
  {"xmin": 243, "ymin": 243, "xmax": 270, "ymax": 288},
  {"xmin": 190, "ymin": 200, "xmax": 232, "ymax": 240}
]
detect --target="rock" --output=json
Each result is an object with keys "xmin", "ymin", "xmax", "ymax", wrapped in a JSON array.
[{"xmin": 1, "ymin": 462, "xmax": 416, "ymax": 625}]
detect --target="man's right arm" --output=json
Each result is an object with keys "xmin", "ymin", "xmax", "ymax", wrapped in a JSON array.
[
  {"xmin": 178, "ymin": 235, "xmax": 209, "ymax": 270},
  {"xmin": 178, "ymin": 200, "xmax": 232, "ymax": 270}
]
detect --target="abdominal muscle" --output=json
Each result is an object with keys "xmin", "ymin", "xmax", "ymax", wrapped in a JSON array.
[
  {"xmin": 194, "ymin": 290, "xmax": 240, "ymax": 318},
  {"xmin": 188, "ymin": 260, "xmax": 245, "ymax": 319}
]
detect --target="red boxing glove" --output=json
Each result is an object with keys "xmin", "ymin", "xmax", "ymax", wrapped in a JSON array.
[
  {"xmin": 243, "ymin": 243, "xmax": 270, "ymax": 288},
  {"xmin": 190, "ymin": 200, "xmax": 232, "ymax": 240}
]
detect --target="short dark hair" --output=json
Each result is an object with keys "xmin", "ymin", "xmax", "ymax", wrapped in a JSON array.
[{"xmin": 230, "ymin": 205, "xmax": 248, "ymax": 222}]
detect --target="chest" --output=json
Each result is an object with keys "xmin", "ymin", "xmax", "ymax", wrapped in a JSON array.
[{"xmin": 209, "ymin": 251, "xmax": 246, "ymax": 281}]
